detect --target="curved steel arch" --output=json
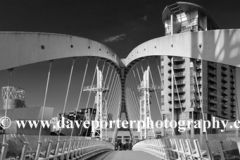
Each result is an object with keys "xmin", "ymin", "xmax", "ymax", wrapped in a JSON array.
[
  {"xmin": 123, "ymin": 29, "xmax": 240, "ymax": 68},
  {"xmin": 0, "ymin": 32, "xmax": 121, "ymax": 71},
  {"xmin": 123, "ymin": 28, "xmax": 240, "ymax": 122}
]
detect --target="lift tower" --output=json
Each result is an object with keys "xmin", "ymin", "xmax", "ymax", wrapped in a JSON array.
[
  {"xmin": 138, "ymin": 66, "xmax": 160, "ymax": 140},
  {"xmin": 83, "ymin": 66, "xmax": 109, "ymax": 140}
]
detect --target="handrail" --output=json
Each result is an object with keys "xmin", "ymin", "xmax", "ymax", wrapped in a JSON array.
[
  {"xmin": 133, "ymin": 138, "xmax": 228, "ymax": 160},
  {"xmin": 0, "ymin": 137, "xmax": 114, "ymax": 160}
]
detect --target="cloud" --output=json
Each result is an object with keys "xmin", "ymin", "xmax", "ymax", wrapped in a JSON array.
[
  {"xmin": 104, "ymin": 34, "xmax": 126, "ymax": 43},
  {"xmin": 140, "ymin": 15, "xmax": 148, "ymax": 21}
]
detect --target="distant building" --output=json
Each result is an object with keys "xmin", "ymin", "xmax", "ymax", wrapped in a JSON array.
[{"xmin": 52, "ymin": 108, "xmax": 96, "ymax": 136}]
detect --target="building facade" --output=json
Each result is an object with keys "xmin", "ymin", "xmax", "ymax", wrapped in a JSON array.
[{"xmin": 160, "ymin": 2, "xmax": 237, "ymax": 135}]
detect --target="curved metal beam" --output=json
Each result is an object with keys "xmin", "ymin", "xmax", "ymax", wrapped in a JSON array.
[
  {"xmin": 124, "ymin": 29, "xmax": 240, "ymax": 68},
  {"xmin": 0, "ymin": 32, "xmax": 120, "ymax": 71}
]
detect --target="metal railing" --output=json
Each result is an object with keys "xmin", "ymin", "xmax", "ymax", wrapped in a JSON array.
[
  {"xmin": 133, "ymin": 138, "xmax": 230, "ymax": 160},
  {"xmin": 0, "ymin": 136, "xmax": 114, "ymax": 160}
]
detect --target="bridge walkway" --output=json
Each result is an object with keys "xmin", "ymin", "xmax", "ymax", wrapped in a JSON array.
[{"xmin": 88, "ymin": 151, "xmax": 160, "ymax": 160}]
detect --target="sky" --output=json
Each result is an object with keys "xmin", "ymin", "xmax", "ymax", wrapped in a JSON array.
[{"xmin": 0, "ymin": 0, "xmax": 240, "ymax": 121}]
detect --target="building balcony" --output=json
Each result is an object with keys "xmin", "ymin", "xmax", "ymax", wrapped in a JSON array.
[
  {"xmin": 196, "ymin": 64, "xmax": 201, "ymax": 70},
  {"xmin": 175, "ymin": 72, "xmax": 185, "ymax": 78},
  {"xmin": 209, "ymin": 69, "xmax": 216, "ymax": 75},
  {"xmin": 222, "ymin": 110, "xmax": 228, "ymax": 115},
  {"xmin": 221, "ymin": 64, "xmax": 227, "ymax": 70},
  {"xmin": 209, "ymin": 91, "xmax": 217, "ymax": 96},
  {"xmin": 221, "ymin": 84, "xmax": 227, "ymax": 89},
  {"xmin": 231, "ymin": 84, "xmax": 235, "ymax": 89},
  {"xmin": 221, "ymin": 78, "xmax": 227, "ymax": 83},
  {"xmin": 231, "ymin": 96, "xmax": 235, "ymax": 101},
  {"xmin": 208, "ymin": 62, "xmax": 217, "ymax": 68},
  {"xmin": 196, "ymin": 59, "xmax": 201, "ymax": 63},
  {"xmin": 174, "ymin": 57, "xmax": 185, "ymax": 62},
  {"xmin": 222, "ymin": 104, "xmax": 228, "ymax": 109},
  {"xmin": 231, "ymin": 107, "xmax": 236, "ymax": 113},
  {"xmin": 231, "ymin": 102, "xmax": 236, "ymax": 107},
  {"xmin": 230, "ymin": 79, "xmax": 235, "ymax": 84},
  {"xmin": 209, "ymin": 84, "xmax": 217, "ymax": 89},
  {"xmin": 221, "ymin": 90, "xmax": 228, "ymax": 96},
  {"xmin": 209, "ymin": 99, "xmax": 217, "ymax": 104},
  {"xmin": 221, "ymin": 70, "xmax": 227, "ymax": 76},
  {"xmin": 231, "ymin": 90, "xmax": 236, "ymax": 95},
  {"xmin": 174, "ymin": 64, "xmax": 185, "ymax": 70},
  {"xmin": 222, "ymin": 97, "xmax": 228, "ymax": 102},
  {"xmin": 208, "ymin": 77, "xmax": 216, "ymax": 82},
  {"xmin": 209, "ymin": 105, "xmax": 217, "ymax": 111},
  {"xmin": 168, "ymin": 88, "xmax": 185, "ymax": 95},
  {"xmin": 232, "ymin": 114, "xmax": 236, "ymax": 118}
]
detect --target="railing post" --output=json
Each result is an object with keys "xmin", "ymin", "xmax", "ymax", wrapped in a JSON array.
[
  {"xmin": 185, "ymin": 139, "xmax": 194, "ymax": 160},
  {"xmin": 20, "ymin": 141, "xmax": 29, "ymax": 160},
  {"xmin": 66, "ymin": 140, "xmax": 72, "ymax": 160},
  {"xmin": 34, "ymin": 141, "xmax": 42, "ymax": 160},
  {"xmin": 218, "ymin": 141, "xmax": 226, "ymax": 160},
  {"xmin": 61, "ymin": 140, "xmax": 67, "ymax": 160},
  {"xmin": 45, "ymin": 140, "xmax": 53, "ymax": 158},
  {"xmin": 53, "ymin": 140, "xmax": 60, "ymax": 160},
  {"xmin": 193, "ymin": 139, "xmax": 202, "ymax": 158},
  {"xmin": 0, "ymin": 143, "xmax": 9, "ymax": 160}
]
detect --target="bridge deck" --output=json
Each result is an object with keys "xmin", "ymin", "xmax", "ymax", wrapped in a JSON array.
[{"xmin": 90, "ymin": 151, "xmax": 160, "ymax": 160}]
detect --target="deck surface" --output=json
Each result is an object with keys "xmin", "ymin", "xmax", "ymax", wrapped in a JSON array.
[{"xmin": 90, "ymin": 151, "xmax": 160, "ymax": 160}]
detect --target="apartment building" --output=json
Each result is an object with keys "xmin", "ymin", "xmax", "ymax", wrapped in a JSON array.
[{"xmin": 160, "ymin": 2, "xmax": 237, "ymax": 135}]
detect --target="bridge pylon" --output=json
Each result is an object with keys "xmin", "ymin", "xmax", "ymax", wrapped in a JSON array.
[
  {"xmin": 83, "ymin": 66, "xmax": 109, "ymax": 140},
  {"xmin": 138, "ymin": 66, "xmax": 160, "ymax": 140}
]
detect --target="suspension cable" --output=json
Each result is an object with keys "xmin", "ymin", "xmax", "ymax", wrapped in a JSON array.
[
  {"xmin": 58, "ymin": 58, "xmax": 76, "ymax": 140},
  {"xmin": 136, "ymin": 68, "xmax": 141, "ymax": 82},
  {"xmin": 107, "ymin": 73, "xmax": 119, "ymax": 115},
  {"xmin": 126, "ymin": 71, "xmax": 139, "ymax": 120},
  {"xmin": 70, "ymin": 58, "xmax": 89, "ymax": 139},
  {"xmin": 146, "ymin": 60, "xmax": 162, "ymax": 121},
  {"xmin": 193, "ymin": 61, "xmax": 209, "ymax": 141},
  {"xmin": 38, "ymin": 60, "xmax": 53, "ymax": 142},
  {"xmin": 127, "ymin": 88, "xmax": 139, "ymax": 120},
  {"xmin": 173, "ymin": 72, "xmax": 189, "ymax": 139},
  {"xmin": 129, "ymin": 72, "xmax": 140, "ymax": 117},
  {"xmin": 79, "ymin": 59, "xmax": 99, "ymax": 136}
]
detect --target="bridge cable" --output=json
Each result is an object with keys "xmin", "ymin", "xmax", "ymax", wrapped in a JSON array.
[
  {"xmin": 107, "ymin": 73, "xmax": 119, "ymax": 117},
  {"xmin": 128, "ymin": 71, "xmax": 140, "ymax": 118},
  {"xmin": 104, "ymin": 72, "xmax": 117, "ymax": 124},
  {"xmin": 173, "ymin": 72, "xmax": 189, "ymax": 139},
  {"xmin": 129, "ymin": 72, "xmax": 141, "ymax": 118},
  {"xmin": 79, "ymin": 59, "xmax": 99, "ymax": 136},
  {"xmin": 128, "ymin": 70, "xmax": 141, "ymax": 120},
  {"xmin": 146, "ymin": 60, "xmax": 162, "ymax": 121},
  {"xmin": 193, "ymin": 62, "xmax": 209, "ymax": 141},
  {"xmin": 57, "ymin": 58, "xmax": 76, "ymax": 140},
  {"xmin": 38, "ymin": 60, "xmax": 53, "ymax": 142},
  {"xmin": 125, "ymin": 71, "xmax": 138, "ymax": 121},
  {"xmin": 127, "ymin": 88, "xmax": 139, "ymax": 120},
  {"xmin": 69, "ymin": 58, "xmax": 89, "ymax": 139}
]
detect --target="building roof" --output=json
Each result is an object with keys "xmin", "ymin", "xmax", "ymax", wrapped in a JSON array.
[{"xmin": 162, "ymin": 1, "xmax": 219, "ymax": 29}]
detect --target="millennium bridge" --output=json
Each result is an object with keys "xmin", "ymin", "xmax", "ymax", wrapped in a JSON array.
[{"xmin": 1, "ymin": 2, "xmax": 240, "ymax": 160}]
